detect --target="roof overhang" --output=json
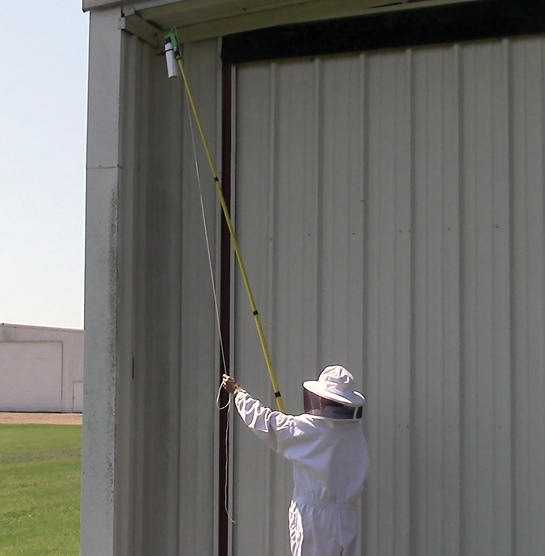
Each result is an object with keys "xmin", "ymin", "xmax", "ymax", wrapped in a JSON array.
[{"xmin": 83, "ymin": 0, "xmax": 485, "ymax": 43}]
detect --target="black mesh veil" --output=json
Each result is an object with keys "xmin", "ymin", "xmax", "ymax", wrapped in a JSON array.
[{"xmin": 303, "ymin": 388, "xmax": 363, "ymax": 419}]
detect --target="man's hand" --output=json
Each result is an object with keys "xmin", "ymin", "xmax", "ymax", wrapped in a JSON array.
[{"xmin": 222, "ymin": 374, "xmax": 243, "ymax": 396}]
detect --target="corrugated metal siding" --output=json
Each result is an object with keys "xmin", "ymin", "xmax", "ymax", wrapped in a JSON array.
[
  {"xmin": 232, "ymin": 36, "xmax": 545, "ymax": 556},
  {"xmin": 83, "ymin": 9, "xmax": 221, "ymax": 553},
  {"xmin": 178, "ymin": 38, "xmax": 221, "ymax": 556},
  {"xmin": 123, "ymin": 36, "xmax": 221, "ymax": 556},
  {"xmin": 511, "ymin": 38, "xmax": 545, "ymax": 556}
]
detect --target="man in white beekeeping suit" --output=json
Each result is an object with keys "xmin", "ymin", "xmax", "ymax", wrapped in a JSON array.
[{"xmin": 222, "ymin": 364, "xmax": 370, "ymax": 556}]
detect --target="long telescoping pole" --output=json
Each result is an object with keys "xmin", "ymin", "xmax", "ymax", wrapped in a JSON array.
[{"xmin": 165, "ymin": 31, "xmax": 286, "ymax": 413}]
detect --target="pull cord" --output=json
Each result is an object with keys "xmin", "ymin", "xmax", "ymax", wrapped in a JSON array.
[
  {"xmin": 170, "ymin": 34, "xmax": 286, "ymax": 413},
  {"xmin": 185, "ymin": 86, "xmax": 235, "ymax": 524},
  {"xmin": 184, "ymin": 84, "xmax": 228, "ymax": 381},
  {"xmin": 215, "ymin": 384, "xmax": 235, "ymax": 523}
]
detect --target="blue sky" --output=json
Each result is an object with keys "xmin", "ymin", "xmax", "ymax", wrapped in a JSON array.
[{"xmin": 0, "ymin": 2, "xmax": 89, "ymax": 329}]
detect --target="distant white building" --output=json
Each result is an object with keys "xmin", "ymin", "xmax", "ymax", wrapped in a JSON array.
[{"xmin": 0, "ymin": 323, "xmax": 83, "ymax": 413}]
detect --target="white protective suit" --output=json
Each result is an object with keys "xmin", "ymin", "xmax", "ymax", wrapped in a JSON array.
[{"xmin": 235, "ymin": 390, "xmax": 370, "ymax": 556}]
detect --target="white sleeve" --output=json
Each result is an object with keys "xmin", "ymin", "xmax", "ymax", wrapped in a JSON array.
[{"xmin": 234, "ymin": 391, "xmax": 295, "ymax": 455}]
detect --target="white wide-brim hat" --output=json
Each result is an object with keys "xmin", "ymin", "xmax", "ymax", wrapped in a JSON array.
[{"xmin": 303, "ymin": 365, "xmax": 365, "ymax": 407}]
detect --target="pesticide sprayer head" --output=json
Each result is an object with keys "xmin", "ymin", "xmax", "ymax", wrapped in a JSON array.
[{"xmin": 164, "ymin": 30, "xmax": 181, "ymax": 78}]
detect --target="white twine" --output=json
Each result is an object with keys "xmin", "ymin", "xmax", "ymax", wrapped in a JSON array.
[{"xmin": 185, "ymin": 86, "xmax": 235, "ymax": 524}]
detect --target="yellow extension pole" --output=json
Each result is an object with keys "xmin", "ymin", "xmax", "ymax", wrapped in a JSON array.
[{"xmin": 175, "ymin": 55, "xmax": 286, "ymax": 413}]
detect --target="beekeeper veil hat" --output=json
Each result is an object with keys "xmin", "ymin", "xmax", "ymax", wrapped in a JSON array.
[{"xmin": 303, "ymin": 365, "xmax": 365, "ymax": 407}]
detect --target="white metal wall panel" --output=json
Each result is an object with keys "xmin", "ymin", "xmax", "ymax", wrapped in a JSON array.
[
  {"xmin": 511, "ymin": 38, "xmax": 545, "ymax": 556},
  {"xmin": 461, "ymin": 41, "xmax": 512, "ymax": 556},
  {"xmin": 364, "ymin": 50, "xmax": 413, "ymax": 556},
  {"xmin": 232, "ymin": 36, "xmax": 545, "ymax": 556},
  {"xmin": 83, "ymin": 10, "xmax": 124, "ymax": 555},
  {"xmin": 0, "ymin": 341, "xmax": 62, "ymax": 412},
  {"xmin": 412, "ymin": 46, "xmax": 462, "ymax": 556},
  {"xmin": 84, "ymin": 8, "xmax": 220, "ymax": 555},
  {"xmin": 117, "ymin": 36, "xmax": 220, "ymax": 556},
  {"xmin": 178, "ymin": 38, "xmax": 221, "ymax": 556}
]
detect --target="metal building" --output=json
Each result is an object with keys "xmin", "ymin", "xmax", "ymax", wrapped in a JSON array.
[
  {"xmin": 82, "ymin": 1, "xmax": 545, "ymax": 555},
  {"xmin": 0, "ymin": 323, "xmax": 83, "ymax": 412}
]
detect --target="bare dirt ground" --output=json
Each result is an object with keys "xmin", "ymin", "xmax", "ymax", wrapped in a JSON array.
[{"xmin": 0, "ymin": 413, "xmax": 82, "ymax": 425}]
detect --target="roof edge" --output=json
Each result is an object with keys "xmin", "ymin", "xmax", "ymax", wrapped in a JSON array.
[
  {"xmin": 0, "ymin": 323, "xmax": 84, "ymax": 333},
  {"xmin": 83, "ymin": 0, "xmax": 123, "ymax": 11}
]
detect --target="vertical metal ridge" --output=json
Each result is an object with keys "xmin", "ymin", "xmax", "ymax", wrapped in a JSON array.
[
  {"xmin": 359, "ymin": 51, "xmax": 371, "ymax": 555},
  {"xmin": 392, "ymin": 47, "xmax": 412, "ymax": 556},
  {"xmin": 218, "ymin": 60, "xmax": 232, "ymax": 556},
  {"xmin": 511, "ymin": 39, "xmax": 524, "ymax": 556},
  {"xmin": 314, "ymin": 57, "xmax": 324, "ymax": 366},
  {"xmin": 167, "ymin": 38, "xmax": 184, "ymax": 556},
  {"xmin": 511, "ymin": 38, "xmax": 528, "ymax": 556},
  {"xmin": 536, "ymin": 41, "xmax": 545, "ymax": 556},
  {"xmin": 514, "ymin": 36, "xmax": 545, "ymax": 556},
  {"xmin": 413, "ymin": 47, "xmax": 428, "ymax": 556},
  {"xmin": 456, "ymin": 40, "xmax": 466, "ymax": 556},
  {"xmin": 439, "ymin": 49, "xmax": 448, "ymax": 553},
  {"xmin": 408, "ymin": 44, "xmax": 418, "ymax": 556},
  {"xmin": 266, "ymin": 59, "xmax": 276, "ymax": 556},
  {"xmin": 115, "ymin": 31, "xmax": 138, "ymax": 556},
  {"xmin": 491, "ymin": 37, "xmax": 513, "ymax": 556},
  {"xmin": 444, "ymin": 42, "xmax": 462, "ymax": 556},
  {"xmin": 506, "ymin": 36, "xmax": 517, "ymax": 556},
  {"xmin": 267, "ymin": 62, "xmax": 278, "ymax": 373},
  {"xmin": 131, "ymin": 34, "xmax": 149, "ymax": 556},
  {"xmin": 460, "ymin": 42, "xmax": 478, "ymax": 555},
  {"xmin": 535, "ymin": 39, "xmax": 545, "ymax": 556},
  {"xmin": 305, "ymin": 59, "xmax": 319, "ymax": 377}
]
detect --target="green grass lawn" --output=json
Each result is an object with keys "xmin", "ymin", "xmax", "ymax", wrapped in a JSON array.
[{"xmin": 0, "ymin": 425, "xmax": 81, "ymax": 556}]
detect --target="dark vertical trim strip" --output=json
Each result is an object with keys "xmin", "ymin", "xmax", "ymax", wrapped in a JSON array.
[{"xmin": 218, "ymin": 61, "xmax": 233, "ymax": 556}]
